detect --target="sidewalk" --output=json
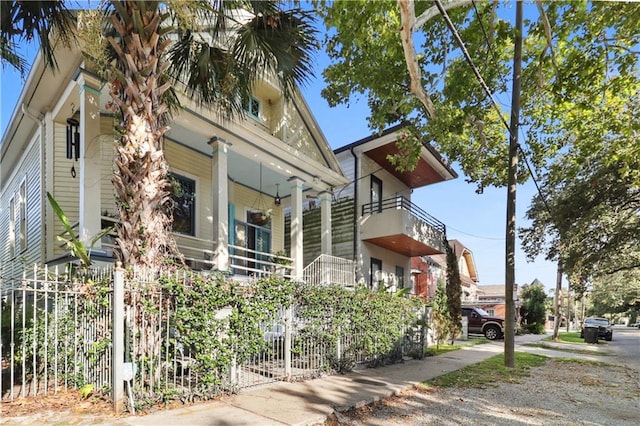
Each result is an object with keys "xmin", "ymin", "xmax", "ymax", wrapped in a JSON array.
[
  {"xmin": 4, "ymin": 334, "xmax": 611, "ymax": 426},
  {"xmin": 112, "ymin": 342, "xmax": 505, "ymax": 426}
]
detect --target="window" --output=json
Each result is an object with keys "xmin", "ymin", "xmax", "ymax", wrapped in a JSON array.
[
  {"xmin": 370, "ymin": 175, "xmax": 382, "ymax": 213},
  {"xmin": 486, "ymin": 308, "xmax": 495, "ymax": 316},
  {"xmin": 244, "ymin": 96, "xmax": 261, "ymax": 119},
  {"xmin": 395, "ymin": 265, "xmax": 405, "ymax": 289},
  {"xmin": 370, "ymin": 257, "xmax": 382, "ymax": 289},
  {"xmin": 169, "ymin": 173, "xmax": 196, "ymax": 236},
  {"xmin": 19, "ymin": 181, "xmax": 26, "ymax": 252},
  {"xmin": 9, "ymin": 196, "xmax": 15, "ymax": 257}
]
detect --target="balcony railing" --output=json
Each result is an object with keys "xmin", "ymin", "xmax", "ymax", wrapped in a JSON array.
[
  {"xmin": 100, "ymin": 216, "xmax": 294, "ymax": 278},
  {"xmin": 302, "ymin": 254, "xmax": 356, "ymax": 287},
  {"xmin": 361, "ymin": 196, "xmax": 446, "ymax": 234}
]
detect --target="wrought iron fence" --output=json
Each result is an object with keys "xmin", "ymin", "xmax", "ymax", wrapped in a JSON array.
[{"xmin": 1, "ymin": 265, "xmax": 427, "ymax": 413}]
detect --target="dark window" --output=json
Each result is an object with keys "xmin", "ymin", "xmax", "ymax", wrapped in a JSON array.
[
  {"xmin": 244, "ymin": 96, "xmax": 261, "ymax": 119},
  {"xmin": 370, "ymin": 257, "xmax": 382, "ymax": 289},
  {"xmin": 170, "ymin": 173, "xmax": 196, "ymax": 236},
  {"xmin": 371, "ymin": 175, "xmax": 382, "ymax": 213},
  {"xmin": 395, "ymin": 265, "xmax": 405, "ymax": 289}
]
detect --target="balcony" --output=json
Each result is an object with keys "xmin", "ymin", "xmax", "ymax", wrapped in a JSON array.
[{"xmin": 360, "ymin": 196, "xmax": 447, "ymax": 257}]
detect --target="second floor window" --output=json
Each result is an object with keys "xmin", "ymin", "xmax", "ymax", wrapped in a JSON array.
[
  {"xmin": 244, "ymin": 96, "xmax": 261, "ymax": 119},
  {"xmin": 169, "ymin": 173, "xmax": 196, "ymax": 236},
  {"xmin": 19, "ymin": 180, "xmax": 26, "ymax": 252},
  {"xmin": 9, "ymin": 196, "xmax": 15, "ymax": 257}
]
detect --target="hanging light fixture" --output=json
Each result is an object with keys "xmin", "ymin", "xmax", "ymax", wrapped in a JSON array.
[{"xmin": 274, "ymin": 183, "xmax": 281, "ymax": 206}]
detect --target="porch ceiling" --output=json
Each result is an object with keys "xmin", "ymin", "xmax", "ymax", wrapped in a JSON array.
[
  {"xmin": 365, "ymin": 142, "xmax": 456, "ymax": 189},
  {"xmin": 164, "ymin": 120, "xmax": 349, "ymax": 200},
  {"xmin": 363, "ymin": 234, "xmax": 444, "ymax": 257}
]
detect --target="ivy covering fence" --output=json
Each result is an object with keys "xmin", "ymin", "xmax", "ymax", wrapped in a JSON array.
[{"xmin": 1, "ymin": 266, "xmax": 427, "ymax": 413}]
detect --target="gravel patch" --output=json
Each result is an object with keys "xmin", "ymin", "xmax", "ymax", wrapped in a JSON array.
[{"xmin": 333, "ymin": 359, "xmax": 640, "ymax": 425}]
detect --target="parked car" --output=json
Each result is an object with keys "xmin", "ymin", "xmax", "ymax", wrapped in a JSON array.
[
  {"xmin": 461, "ymin": 307, "xmax": 505, "ymax": 340},
  {"xmin": 580, "ymin": 317, "xmax": 613, "ymax": 341},
  {"xmin": 631, "ymin": 322, "xmax": 640, "ymax": 328}
]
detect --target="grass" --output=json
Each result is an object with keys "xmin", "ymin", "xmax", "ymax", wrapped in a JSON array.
[
  {"xmin": 423, "ymin": 352, "xmax": 547, "ymax": 388},
  {"xmin": 521, "ymin": 342, "xmax": 612, "ymax": 355},
  {"xmin": 424, "ymin": 337, "xmax": 489, "ymax": 357},
  {"xmin": 542, "ymin": 331, "xmax": 608, "ymax": 345},
  {"xmin": 542, "ymin": 331, "xmax": 583, "ymax": 343}
]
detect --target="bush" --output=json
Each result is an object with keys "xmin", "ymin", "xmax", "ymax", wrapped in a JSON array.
[{"xmin": 527, "ymin": 323, "xmax": 546, "ymax": 334}]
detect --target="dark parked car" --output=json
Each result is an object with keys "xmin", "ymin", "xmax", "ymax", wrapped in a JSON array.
[
  {"xmin": 461, "ymin": 307, "xmax": 505, "ymax": 340},
  {"xmin": 580, "ymin": 317, "xmax": 613, "ymax": 341}
]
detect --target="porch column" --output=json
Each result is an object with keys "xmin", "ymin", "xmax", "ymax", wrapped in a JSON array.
[
  {"xmin": 319, "ymin": 191, "xmax": 332, "ymax": 256},
  {"xmin": 288, "ymin": 176, "xmax": 305, "ymax": 279},
  {"xmin": 209, "ymin": 137, "xmax": 230, "ymax": 272},
  {"xmin": 77, "ymin": 72, "xmax": 102, "ymax": 247}
]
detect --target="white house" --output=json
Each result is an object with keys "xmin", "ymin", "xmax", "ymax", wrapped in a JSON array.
[{"xmin": 0, "ymin": 39, "xmax": 349, "ymax": 280}]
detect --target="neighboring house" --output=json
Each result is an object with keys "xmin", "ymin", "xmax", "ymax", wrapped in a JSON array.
[
  {"xmin": 411, "ymin": 239, "xmax": 479, "ymax": 302},
  {"xmin": 0, "ymin": 42, "xmax": 349, "ymax": 280},
  {"xmin": 475, "ymin": 284, "xmax": 520, "ymax": 318},
  {"xmin": 317, "ymin": 125, "xmax": 458, "ymax": 291}
]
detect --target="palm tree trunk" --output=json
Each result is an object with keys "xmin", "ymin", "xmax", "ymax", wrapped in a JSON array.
[{"xmin": 107, "ymin": 0, "xmax": 177, "ymax": 270}]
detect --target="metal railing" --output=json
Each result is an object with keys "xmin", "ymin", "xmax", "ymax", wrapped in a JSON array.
[
  {"xmin": 1, "ymin": 265, "xmax": 427, "ymax": 412},
  {"xmin": 361, "ymin": 196, "xmax": 446, "ymax": 234},
  {"xmin": 302, "ymin": 254, "xmax": 356, "ymax": 287}
]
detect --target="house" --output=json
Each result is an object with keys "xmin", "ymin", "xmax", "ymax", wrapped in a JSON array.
[
  {"xmin": 475, "ymin": 284, "xmax": 520, "ymax": 317},
  {"xmin": 411, "ymin": 239, "xmax": 479, "ymax": 301},
  {"xmin": 301, "ymin": 125, "xmax": 458, "ymax": 291},
  {"xmin": 0, "ymin": 38, "xmax": 350, "ymax": 280}
]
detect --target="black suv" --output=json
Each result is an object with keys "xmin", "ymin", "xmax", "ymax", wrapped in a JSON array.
[{"xmin": 580, "ymin": 317, "xmax": 613, "ymax": 341}]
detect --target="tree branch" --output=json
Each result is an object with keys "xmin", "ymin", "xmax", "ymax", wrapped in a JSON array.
[
  {"xmin": 398, "ymin": 0, "xmax": 436, "ymax": 119},
  {"xmin": 414, "ymin": 0, "xmax": 472, "ymax": 28}
]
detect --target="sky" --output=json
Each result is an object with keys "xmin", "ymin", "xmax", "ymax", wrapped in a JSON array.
[{"xmin": 0, "ymin": 5, "xmax": 563, "ymax": 294}]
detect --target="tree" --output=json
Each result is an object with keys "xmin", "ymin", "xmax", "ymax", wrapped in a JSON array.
[
  {"xmin": 0, "ymin": 0, "xmax": 77, "ymax": 75},
  {"xmin": 3, "ymin": 1, "xmax": 317, "ymax": 269},
  {"xmin": 431, "ymin": 279, "xmax": 449, "ymax": 349},
  {"xmin": 520, "ymin": 148, "xmax": 640, "ymax": 293},
  {"xmin": 445, "ymin": 243, "xmax": 461, "ymax": 343},
  {"xmin": 519, "ymin": 281, "xmax": 547, "ymax": 334},
  {"xmin": 317, "ymin": 1, "xmax": 640, "ymax": 189}
]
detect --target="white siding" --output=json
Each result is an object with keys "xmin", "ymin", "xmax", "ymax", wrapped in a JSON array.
[
  {"xmin": 52, "ymin": 122, "xmax": 80, "ymax": 257},
  {"xmin": 0, "ymin": 134, "xmax": 43, "ymax": 276}
]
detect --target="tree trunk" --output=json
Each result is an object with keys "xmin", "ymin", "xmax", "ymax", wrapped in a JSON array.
[
  {"xmin": 108, "ymin": 0, "xmax": 178, "ymax": 270},
  {"xmin": 504, "ymin": 0, "xmax": 523, "ymax": 369}
]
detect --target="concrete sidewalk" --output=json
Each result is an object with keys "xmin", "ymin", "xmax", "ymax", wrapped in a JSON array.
[
  {"xmin": 114, "ymin": 337, "xmax": 551, "ymax": 426},
  {"xmin": 4, "ymin": 334, "xmax": 611, "ymax": 426}
]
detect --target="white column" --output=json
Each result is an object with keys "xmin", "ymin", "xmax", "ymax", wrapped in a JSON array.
[
  {"xmin": 78, "ymin": 72, "xmax": 102, "ymax": 247},
  {"xmin": 288, "ymin": 176, "xmax": 305, "ymax": 279},
  {"xmin": 319, "ymin": 191, "xmax": 332, "ymax": 256},
  {"xmin": 210, "ymin": 137, "xmax": 230, "ymax": 272}
]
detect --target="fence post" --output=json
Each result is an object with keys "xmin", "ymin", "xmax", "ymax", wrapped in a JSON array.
[
  {"xmin": 284, "ymin": 305, "xmax": 292, "ymax": 379},
  {"xmin": 112, "ymin": 262, "xmax": 125, "ymax": 413}
]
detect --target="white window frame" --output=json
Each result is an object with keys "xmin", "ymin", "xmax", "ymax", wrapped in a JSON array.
[
  {"xmin": 245, "ymin": 95, "xmax": 261, "ymax": 120},
  {"xmin": 9, "ymin": 196, "xmax": 15, "ymax": 258},
  {"xmin": 19, "ymin": 179, "xmax": 27, "ymax": 252}
]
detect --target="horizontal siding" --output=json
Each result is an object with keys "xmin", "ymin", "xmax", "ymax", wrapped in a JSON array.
[
  {"xmin": 52, "ymin": 122, "xmax": 80, "ymax": 256},
  {"xmin": 0, "ymin": 134, "xmax": 43, "ymax": 277}
]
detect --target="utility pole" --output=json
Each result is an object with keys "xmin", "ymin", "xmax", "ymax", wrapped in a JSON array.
[
  {"xmin": 553, "ymin": 259, "xmax": 562, "ymax": 341},
  {"xmin": 504, "ymin": 0, "xmax": 523, "ymax": 368}
]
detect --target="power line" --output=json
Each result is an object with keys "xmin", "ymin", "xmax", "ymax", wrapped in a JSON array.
[{"xmin": 433, "ymin": 0, "xmax": 553, "ymax": 219}]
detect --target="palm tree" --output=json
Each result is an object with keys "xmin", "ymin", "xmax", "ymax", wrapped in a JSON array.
[
  {"xmin": 3, "ymin": 0, "xmax": 317, "ymax": 269},
  {"xmin": 103, "ymin": 0, "xmax": 316, "ymax": 269},
  {"xmin": 0, "ymin": 0, "xmax": 76, "ymax": 75}
]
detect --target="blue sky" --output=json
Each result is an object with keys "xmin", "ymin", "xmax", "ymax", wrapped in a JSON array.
[{"xmin": 0, "ymin": 6, "xmax": 562, "ymax": 294}]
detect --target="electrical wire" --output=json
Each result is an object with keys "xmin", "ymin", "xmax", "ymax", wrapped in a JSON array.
[{"xmin": 433, "ymin": 0, "xmax": 554, "ymax": 218}]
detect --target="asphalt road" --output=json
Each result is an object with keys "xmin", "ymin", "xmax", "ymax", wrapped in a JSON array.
[{"xmin": 607, "ymin": 325, "xmax": 640, "ymax": 383}]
